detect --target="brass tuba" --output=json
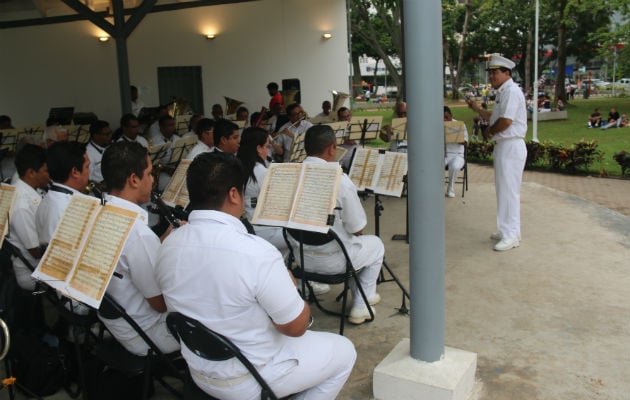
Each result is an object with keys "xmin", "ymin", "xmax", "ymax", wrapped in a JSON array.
[
  {"xmin": 224, "ymin": 96, "xmax": 245, "ymax": 116},
  {"xmin": 331, "ymin": 90, "xmax": 350, "ymax": 112}
]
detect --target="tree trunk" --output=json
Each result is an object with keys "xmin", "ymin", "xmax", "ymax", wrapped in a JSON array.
[
  {"xmin": 453, "ymin": 0, "xmax": 472, "ymax": 101},
  {"xmin": 352, "ymin": 52, "xmax": 363, "ymax": 99},
  {"xmin": 555, "ymin": 0, "xmax": 568, "ymax": 103},
  {"xmin": 525, "ymin": 19, "xmax": 533, "ymax": 96}
]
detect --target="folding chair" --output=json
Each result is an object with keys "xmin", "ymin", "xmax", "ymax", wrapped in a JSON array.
[
  {"xmin": 166, "ymin": 312, "xmax": 280, "ymax": 400},
  {"xmin": 445, "ymin": 143, "xmax": 468, "ymax": 198},
  {"xmin": 95, "ymin": 294, "xmax": 183, "ymax": 400},
  {"xmin": 283, "ymin": 228, "xmax": 374, "ymax": 335}
]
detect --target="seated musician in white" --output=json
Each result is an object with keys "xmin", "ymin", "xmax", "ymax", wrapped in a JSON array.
[
  {"xmin": 155, "ymin": 152, "xmax": 355, "ymax": 400},
  {"xmin": 444, "ymin": 105, "xmax": 468, "ymax": 198},
  {"xmin": 117, "ymin": 114, "xmax": 148, "ymax": 148},
  {"xmin": 275, "ymin": 103, "xmax": 312, "ymax": 162},
  {"xmin": 86, "ymin": 120, "xmax": 112, "ymax": 185},
  {"xmin": 298, "ymin": 125, "xmax": 385, "ymax": 325},
  {"xmin": 35, "ymin": 141, "xmax": 90, "ymax": 246},
  {"xmin": 336, "ymin": 107, "xmax": 356, "ymax": 170},
  {"xmin": 151, "ymin": 116, "xmax": 181, "ymax": 191},
  {"xmin": 379, "ymin": 101, "xmax": 407, "ymax": 152},
  {"xmin": 8, "ymin": 145, "xmax": 49, "ymax": 291},
  {"xmin": 100, "ymin": 141, "xmax": 180, "ymax": 356},
  {"xmin": 185, "ymin": 118, "xmax": 215, "ymax": 160}
]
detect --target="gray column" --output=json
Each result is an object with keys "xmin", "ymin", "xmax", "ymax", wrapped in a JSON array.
[
  {"xmin": 112, "ymin": 0, "xmax": 132, "ymax": 116},
  {"xmin": 404, "ymin": 0, "xmax": 445, "ymax": 362}
]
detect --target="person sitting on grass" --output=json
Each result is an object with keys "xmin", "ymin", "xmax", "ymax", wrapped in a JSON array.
[
  {"xmin": 588, "ymin": 108, "xmax": 602, "ymax": 128},
  {"xmin": 601, "ymin": 107, "xmax": 621, "ymax": 130}
]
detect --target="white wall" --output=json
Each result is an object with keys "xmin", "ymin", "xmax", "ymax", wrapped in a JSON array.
[{"xmin": 0, "ymin": 0, "xmax": 349, "ymax": 126}]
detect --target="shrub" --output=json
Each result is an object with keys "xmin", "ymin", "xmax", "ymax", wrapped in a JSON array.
[{"xmin": 613, "ymin": 150, "xmax": 630, "ymax": 175}]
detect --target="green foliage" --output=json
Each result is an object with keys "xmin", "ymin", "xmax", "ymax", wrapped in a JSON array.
[{"xmin": 613, "ymin": 150, "xmax": 630, "ymax": 175}]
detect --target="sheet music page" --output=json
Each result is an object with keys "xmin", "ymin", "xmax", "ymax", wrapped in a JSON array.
[
  {"xmin": 391, "ymin": 117, "xmax": 408, "ymax": 140},
  {"xmin": 0, "ymin": 184, "xmax": 16, "ymax": 246},
  {"xmin": 334, "ymin": 147, "xmax": 348, "ymax": 163},
  {"xmin": 289, "ymin": 134, "xmax": 306, "ymax": 162},
  {"xmin": 33, "ymin": 195, "xmax": 100, "ymax": 286},
  {"xmin": 67, "ymin": 205, "xmax": 137, "ymax": 308},
  {"xmin": 289, "ymin": 163, "xmax": 341, "ymax": 233},
  {"xmin": 252, "ymin": 163, "xmax": 302, "ymax": 226},
  {"xmin": 162, "ymin": 159, "xmax": 191, "ymax": 207},
  {"xmin": 325, "ymin": 122, "xmax": 349, "ymax": 145},
  {"xmin": 168, "ymin": 136, "xmax": 197, "ymax": 164},
  {"xmin": 444, "ymin": 121, "xmax": 467, "ymax": 143},
  {"xmin": 372, "ymin": 151, "xmax": 408, "ymax": 197},
  {"xmin": 348, "ymin": 148, "xmax": 380, "ymax": 191}
]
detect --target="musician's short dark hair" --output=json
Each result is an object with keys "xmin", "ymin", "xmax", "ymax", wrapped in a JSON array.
[
  {"xmin": 0, "ymin": 115, "xmax": 12, "ymax": 128},
  {"xmin": 305, "ymin": 124, "xmax": 335, "ymax": 156},
  {"xmin": 47, "ymin": 141, "xmax": 86, "ymax": 183},
  {"xmin": 187, "ymin": 152, "xmax": 246, "ymax": 211},
  {"xmin": 188, "ymin": 114, "xmax": 202, "ymax": 131},
  {"xmin": 101, "ymin": 141, "xmax": 149, "ymax": 191},
  {"xmin": 89, "ymin": 120, "xmax": 110, "ymax": 136},
  {"xmin": 195, "ymin": 118, "xmax": 214, "ymax": 137},
  {"xmin": 286, "ymin": 103, "xmax": 301, "ymax": 116},
  {"xmin": 337, "ymin": 107, "xmax": 350, "ymax": 118},
  {"xmin": 236, "ymin": 106, "xmax": 249, "ymax": 116},
  {"xmin": 15, "ymin": 144, "xmax": 46, "ymax": 177},
  {"xmin": 120, "ymin": 113, "xmax": 138, "ymax": 128},
  {"xmin": 159, "ymin": 115, "xmax": 174, "ymax": 127},
  {"xmin": 250, "ymin": 112, "xmax": 261, "ymax": 126},
  {"xmin": 213, "ymin": 119, "xmax": 239, "ymax": 146},
  {"xmin": 267, "ymin": 82, "xmax": 279, "ymax": 91},
  {"xmin": 444, "ymin": 106, "xmax": 452, "ymax": 115}
]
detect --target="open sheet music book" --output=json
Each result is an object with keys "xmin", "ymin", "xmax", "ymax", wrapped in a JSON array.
[
  {"xmin": 31, "ymin": 194, "xmax": 138, "ymax": 309},
  {"xmin": 161, "ymin": 159, "xmax": 191, "ymax": 208},
  {"xmin": 349, "ymin": 148, "xmax": 408, "ymax": 197},
  {"xmin": 252, "ymin": 163, "xmax": 342, "ymax": 233},
  {"xmin": 167, "ymin": 136, "xmax": 198, "ymax": 164},
  {"xmin": 0, "ymin": 184, "xmax": 17, "ymax": 246},
  {"xmin": 444, "ymin": 120, "xmax": 467, "ymax": 143}
]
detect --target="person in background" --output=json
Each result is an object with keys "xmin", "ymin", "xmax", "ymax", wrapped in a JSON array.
[
  {"xmin": 86, "ymin": 120, "xmax": 112, "ymax": 185},
  {"xmin": 130, "ymin": 85, "xmax": 146, "ymax": 118},
  {"xmin": 443, "ymin": 106, "xmax": 468, "ymax": 198}
]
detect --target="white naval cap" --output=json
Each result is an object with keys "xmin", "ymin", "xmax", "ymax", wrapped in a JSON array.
[{"xmin": 486, "ymin": 53, "xmax": 516, "ymax": 70}]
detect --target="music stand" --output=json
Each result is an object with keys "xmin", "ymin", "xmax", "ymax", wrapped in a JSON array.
[
  {"xmin": 167, "ymin": 136, "xmax": 198, "ymax": 166},
  {"xmin": 348, "ymin": 116, "xmax": 382, "ymax": 145},
  {"xmin": 325, "ymin": 122, "xmax": 348, "ymax": 145},
  {"xmin": 48, "ymin": 107, "xmax": 74, "ymax": 125}
]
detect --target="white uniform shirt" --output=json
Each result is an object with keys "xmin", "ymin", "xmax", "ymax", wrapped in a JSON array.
[
  {"xmin": 276, "ymin": 120, "xmax": 313, "ymax": 162},
  {"xmin": 155, "ymin": 210, "xmax": 304, "ymax": 378},
  {"xmin": 152, "ymin": 134, "xmax": 181, "ymax": 165},
  {"xmin": 35, "ymin": 182, "xmax": 79, "ymax": 246},
  {"xmin": 117, "ymin": 134, "xmax": 149, "ymax": 148},
  {"xmin": 7, "ymin": 179, "xmax": 42, "ymax": 290},
  {"xmin": 99, "ymin": 195, "xmax": 164, "ymax": 341},
  {"xmin": 86, "ymin": 141, "xmax": 107, "ymax": 183},
  {"xmin": 244, "ymin": 162, "xmax": 266, "ymax": 220},
  {"xmin": 184, "ymin": 141, "xmax": 214, "ymax": 161},
  {"xmin": 490, "ymin": 78, "xmax": 527, "ymax": 141},
  {"xmin": 302, "ymin": 156, "xmax": 366, "ymax": 251}
]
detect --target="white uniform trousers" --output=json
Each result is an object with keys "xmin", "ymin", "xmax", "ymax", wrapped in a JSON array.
[
  {"xmin": 445, "ymin": 154, "xmax": 465, "ymax": 193},
  {"xmin": 493, "ymin": 138, "xmax": 527, "ymax": 240},
  {"xmin": 297, "ymin": 234, "xmax": 384, "ymax": 307},
  {"xmin": 192, "ymin": 331, "xmax": 356, "ymax": 400}
]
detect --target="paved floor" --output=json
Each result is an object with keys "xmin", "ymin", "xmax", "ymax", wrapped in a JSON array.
[{"xmin": 2, "ymin": 164, "xmax": 629, "ymax": 400}]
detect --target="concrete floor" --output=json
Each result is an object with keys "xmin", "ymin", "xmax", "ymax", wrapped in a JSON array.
[{"xmin": 2, "ymin": 164, "xmax": 629, "ymax": 400}]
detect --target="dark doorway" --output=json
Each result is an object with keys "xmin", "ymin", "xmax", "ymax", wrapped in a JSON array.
[{"xmin": 157, "ymin": 66, "xmax": 204, "ymax": 114}]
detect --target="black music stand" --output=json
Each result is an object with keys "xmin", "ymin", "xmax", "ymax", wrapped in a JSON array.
[{"xmin": 391, "ymin": 175, "xmax": 409, "ymax": 243}]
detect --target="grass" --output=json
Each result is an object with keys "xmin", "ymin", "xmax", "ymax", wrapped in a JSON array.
[{"xmin": 354, "ymin": 96, "xmax": 630, "ymax": 177}]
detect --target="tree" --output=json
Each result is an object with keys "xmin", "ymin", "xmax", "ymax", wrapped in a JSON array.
[{"xmin": 350, "ymin": 0, "xmax": 404, "ymax": 100}]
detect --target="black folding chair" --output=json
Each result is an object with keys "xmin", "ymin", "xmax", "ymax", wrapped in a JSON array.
[
  {"xmin": 95, "ymin": 294, "xmax": 183, "ymax": 400},
  {"xmin": 166, "ymin": 312, "xmax": 280, "ymax": 400},
  {"xmin": 283, "ymin": 228, "xmax": 374, "ymax": 335}
]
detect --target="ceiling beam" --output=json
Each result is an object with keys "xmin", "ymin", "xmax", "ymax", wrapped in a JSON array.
[{"xmin": 0, "ymin": 0, "xmax": 257, "ymax": 30}]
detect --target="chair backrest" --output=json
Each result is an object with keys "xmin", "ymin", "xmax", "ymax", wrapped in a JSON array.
[
  {"xmin": 166, "ymin": 312, "xmax": 278, "ymax": 400},
  {"xmin": 98, "ymin": 293, "xmax": 165, "ymax": 357}
]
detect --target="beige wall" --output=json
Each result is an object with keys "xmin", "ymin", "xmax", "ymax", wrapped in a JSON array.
[{"xmin": 0, "ymin": 0, "xmax": 349, "ymax": 126}]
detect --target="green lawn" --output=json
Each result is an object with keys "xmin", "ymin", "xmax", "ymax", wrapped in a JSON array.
[{"xmin": 354, "ymin": 96, "xmax": 630, "ymax": 177}]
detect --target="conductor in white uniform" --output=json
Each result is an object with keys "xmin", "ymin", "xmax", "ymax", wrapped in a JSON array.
[{"xmin": 467, "ymin": 54, "xmax": 527, "ymax": 251}]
